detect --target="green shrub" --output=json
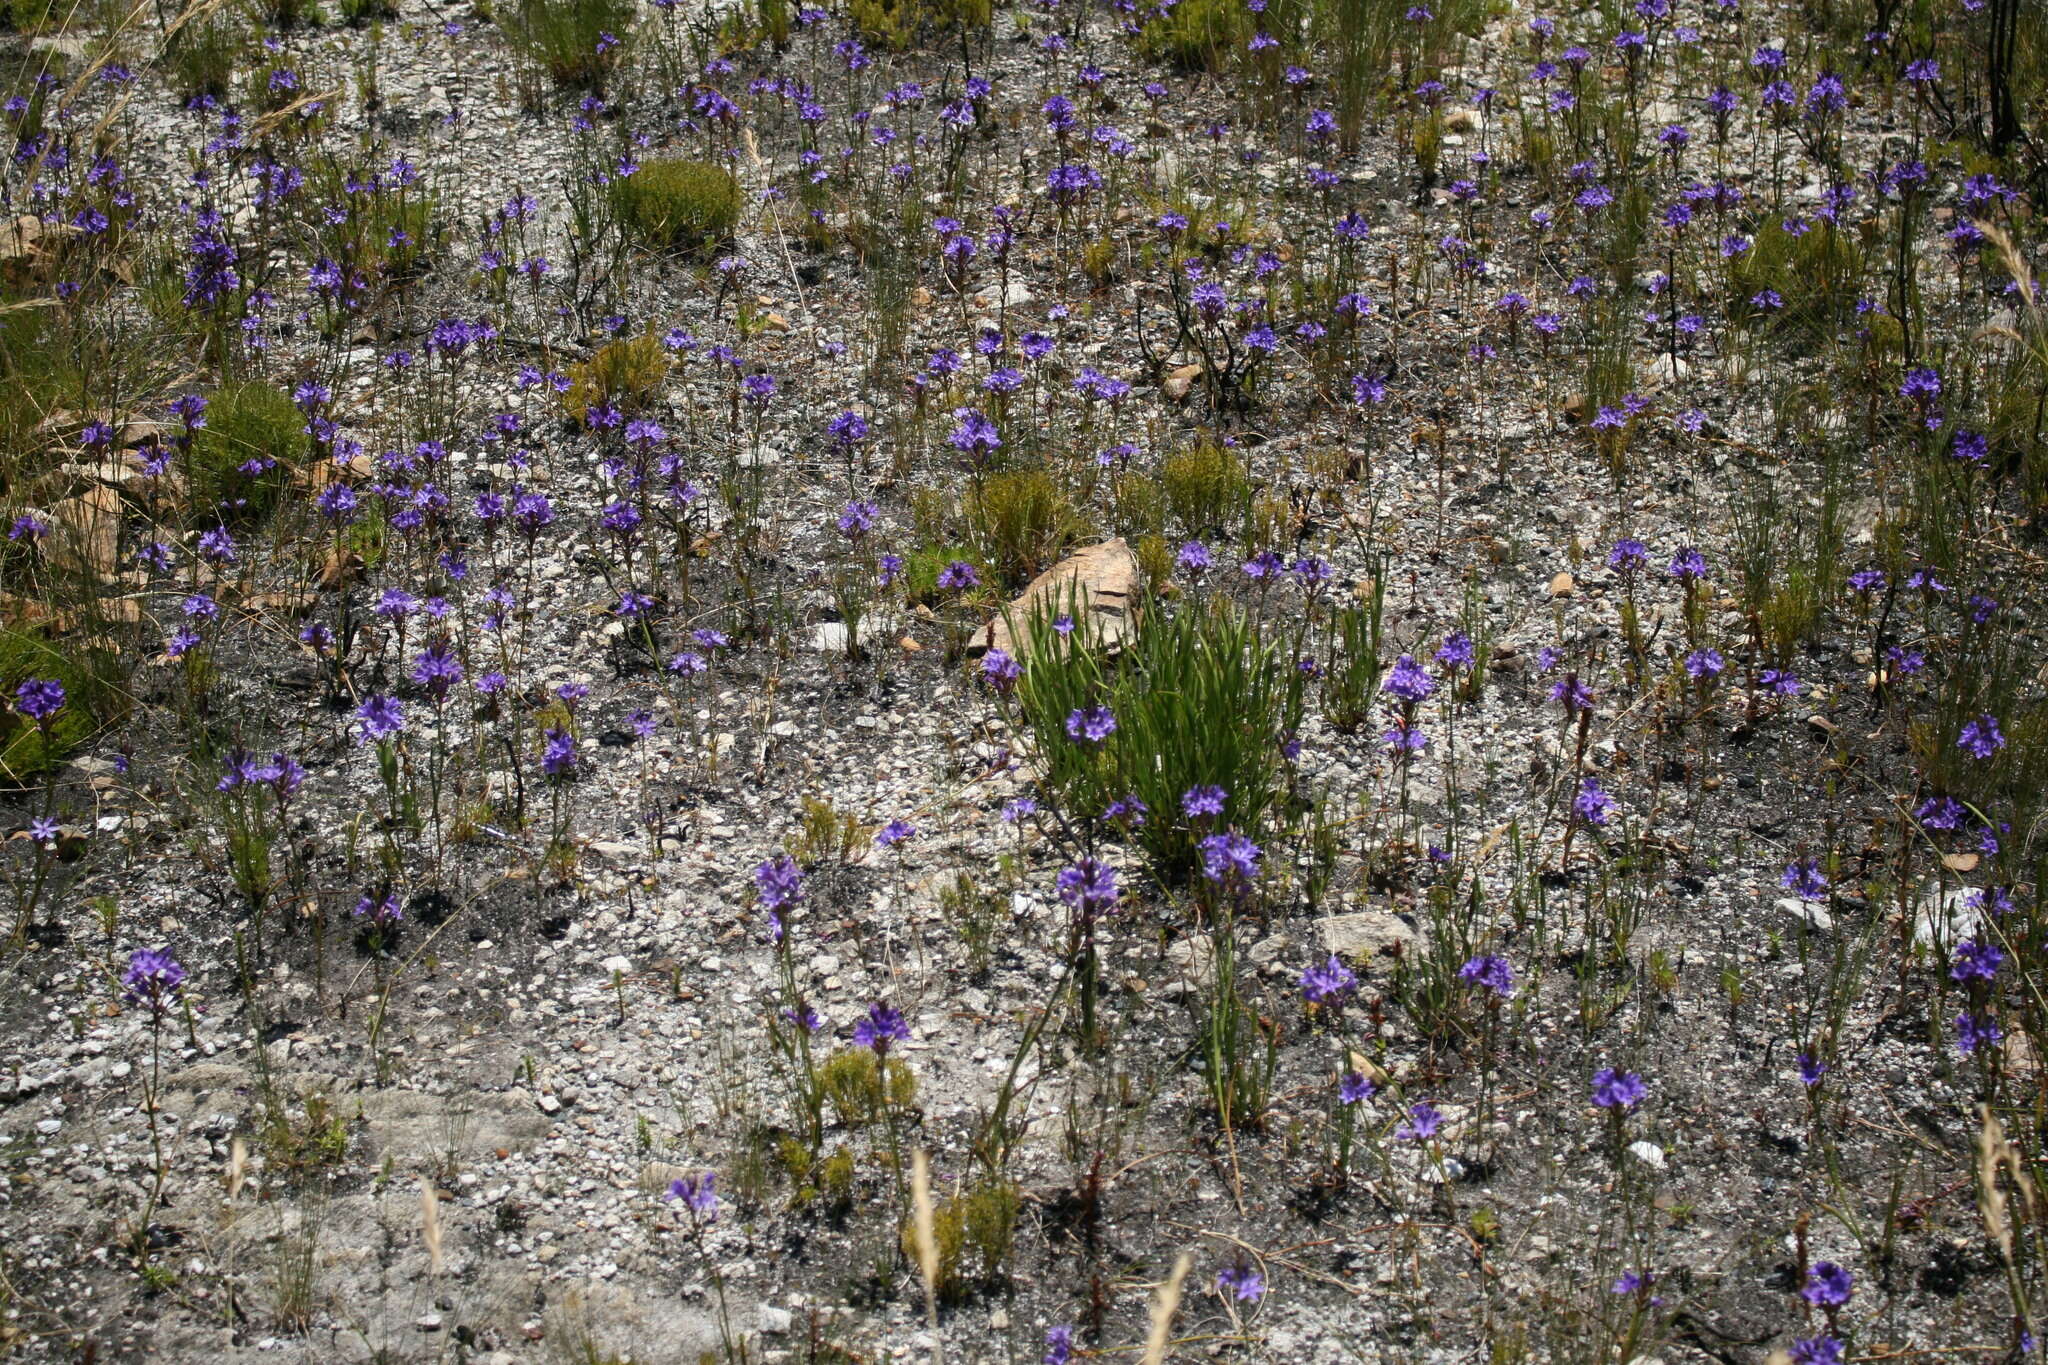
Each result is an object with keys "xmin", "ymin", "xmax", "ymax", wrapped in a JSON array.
[
  {"xmin": 901, "ymin": 544, "xmax": 985, "ymax": 606},
  {"xmin": 0, "ymin": 0, "xmax": 57, "ymax": 33},
  {"xmin": 502, "ymin": 0, "xmax": 633, "ymax": 90},
  {"xmin": 191, "ymin": 381, "xmax": 301, "ymax": 526},
  {"xmin": 561, "ymin": 334, "xmax": 670, "ymax": 421},
  {"xmin": 613, "ymin": 158, "xmax": 741, "ymax": 254},
  {"xmin": 963, "ymin": 469, "xmax": 1081, "ymax": 587},
  {"xmin": 848, "ymin": 0, "xmax": 990, "ymax": 50},
  {"xmin": 1159, "ymin": 438, "xmax": 1250, "ymax": 540},
  {"xmin": 1016, "ymin": 597, "xmax": 1303, "ymax": 883},
  {"xmin": 1727, "ymin": 218, "xmax": 1865, "ymax": 346},
  {"xmin": 818, "ymin": 1047, "xmax": 917, "ymax": 1128},
  {"xmin": 0, "ymin": 629, "xmax": 122, "ymax": 787},
  {"xmin": 901, "ymin": 1179, "xmax": 1020, "ymax": 1302},
  {"xmin": 1137, "ymin": 0, "xmax": 1248, "ymax": 69},
  {"xmin": 165, "ymin": 16, "xmax": 241, "ymax": 102}
]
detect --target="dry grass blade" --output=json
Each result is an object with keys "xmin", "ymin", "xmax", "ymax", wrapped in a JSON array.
[
  {"xmin": 421, "ymin": 1178, "xmax": 444, "ymax": 1276},
  {"xmin": 1139, "ymin": 1251, "xmax": 1192, "ymax": 1365},
  {"xmin": 910, "ymin": 1150, "xmax": 944, "ymax": 1365},
  {"xmin": 1976, "ymin": 1102, "xmax": 2037, "ymax": 1263}
]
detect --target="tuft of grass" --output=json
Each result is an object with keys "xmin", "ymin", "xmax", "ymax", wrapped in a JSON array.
[
  {"xmin": 0, "ymin": 629, "xmax": 121, "ymax": 787},
  {"xmin": 818, "ymin": 1047, "xmax": 917, "ymax": 1128},
  {"xmin": 1016, "ymin": 596, "xmax": 1303, "ymax": 883},
  {"xmin": 1137, "ymin": 0, "xmax": 1250, "ymax": 70},
  {"xmin": 612, "ymin": 159, "xmax": 741, "ymax": 255},
  {"xmin": 963, "ymin": 469, "xmax": 1083, "ymax": 588},
  {"xmin": 848, "ymin": 0, "xmax": 990, "ymax": 51},
  {"xmin": 502, "ymin": 0, "xmax": 632, "ymax": 90},
  {"xmin": 562, "ymin": 334, "xmax": 670, "ymax": 421},
  {"xmin": 898, "ymin": 1178, "xmax": 1020, "ymax": 1302},
  {"xmin": 191, "ymin": 381, "xmax": 301, "ymax": 527},
  {"xmin": 1159, "ymin": 437, "xmax": 1250, "ymax": 540}
]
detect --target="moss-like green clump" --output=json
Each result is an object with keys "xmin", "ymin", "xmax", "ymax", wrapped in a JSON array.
[
  {"xmin": 613, "ymin": 159, "xmax": 741, "ymax": 254},
  {"xmin": 191, "ymin": 381, "xmax": 301, "ymax": 526}
]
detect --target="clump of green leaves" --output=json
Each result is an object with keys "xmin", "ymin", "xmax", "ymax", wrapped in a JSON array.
[
  {"xmin": 1137, "ymin": 0, "xmax": 1249, "ymax": 70},
  {"xmin": 1159, "ymin": 437, "xmax": 1250, "ymax": 540},
  {"xmin": 818, "ymin": 1047, "xmax": 918, "ymax": 1127},
  {"xmin": 899, "ymin": 1179, "xmax": 1020, "ymax": 1302},
  {"xmin": 848, "ymin": 0, "xmax": 990, "ymax": 50},
  {"xmin": 502, "ymin": 0, "xmax": 633, "ymax": 89},
  {"xmin": 190, "ymin": 381, "xmax": 301, "ymax": 526},
  {"xmin": 612, "ymin": 159, "xmax": 741, "ymax": 254},
  {"xmin": 963, "ymin": 469, "xmax": 1083, "ymax": 587},
  {"xmin": 1016, "ymin": 596, "xmax": 1304, "ymax": 882},
  {"xmin": 0, "ymin": 630, "xmax": 120, "ymax": 786},
  {"xmin": 788, "ymin": 797, "xmax": 876, "ymax": 868},
  {"xmin": 562, "ymin": 335, "xmax": 670, "ymax": 421}
]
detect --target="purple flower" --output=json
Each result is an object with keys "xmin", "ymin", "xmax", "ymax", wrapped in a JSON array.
[
  {"xmin": 1458, "ymin": 954, "xmax": 1515, "ymax": 997},
  {"xmin": 1951, "ymin": 939, "xmax": 2004, "ymax": 982},
  {"xmin": 1956, "ymin": 1012, "xmax": 2002, "ymax": 1054},
  {"xmin": 1065, "ymin": 705, "xmax": 1117, "ymax": 744},
  {"xmin": 836, "ymin": 501, "xmax": 878, "ymax": 538},
  {"xmin": 1802, "ymin": 1261, "xmax": 1853, "ymax": 1307},
  {"xmin": 756, "ymin": 855, "xmax": 803, "ymax": 912},
  {"xmin": 122, "ymin": 948, "xmax": 186, "ymax": 1011},
  {"xmin": 1781, "ymin": 859, "xmax": 1829, "ymax": 901},
  {"xmin": 1574, "ymin": 777, "xmax": 1615, "ymax": 827},
  {"xmin": 1044, "ymin": 1326, "xmax": 1074, "ymax": 1365},
  {"xmin": 14, "ymin": 678, "xmax": 64, "ymax": 723},
  {"xmin": 1684, "ymin": 647, "xmax": 1725, "ymax": 679},
  {"xmin": 540, "ymin": 726, "xmax": 579, "ymax": 778},
  {"xmin": 1339, "ymin": 1072, "xmax": 1375, "ymax": 1104},
  {"xmin": 1182, "ymin": 784, "xmax": 1227, "ymax": 819},
  {"xmin": 1382, "ymin": 654, "xmax": 1436, "ymax": 703},
  {"xmin": 1177, "ymin": 541, "xmax": 1213, "ymax": 577},
  {"xmin": 1300, "ymin": 954, "xmax": 1358, "ymax": 1005},
  {"xmin": 1435, "ymin": 632, "xmax": 1475, "ymax": 670},
  {"xmin": 1798, "ymin": 1052, "xmax": 1828, "ymax": 1087},
  {"xmin": 355, "ymin": 694, "xmax": 405, "ymax": 743},
  {"xmin": 853, "ymin": 1001, "xmax": 910, "ymax": 1055},
  {"xmin": 949, "ymin": 408, "xmax": 1001, "ymax": 461},
  {"xmin": 1215, "ymin": 1262, "xmax": 1265, "ymax": 1301},
  {"xmin": 1193, "ymin": 829, "xmax": 1260, "ymax": 890},
  {"xmin": 1056, "ymin": 858, "xmax": 1119, "ymax": 916},
  {"xmin": 1958, "ymin": 714, "xmax": 2006, "ymax": 759},
  {"xmin": 1591, "ymin": 1067, "xmax": 1647, "ymax": 1109},
  {"xmin": 666, "ymin": 1171, "xmax": 718, "ymax": 1220},
  {"xmin": 1668, "ymin": 547, "xmax": 1709, "ymax": 582},
  {"xmin": 937, "ymin": 560, "xmax": 981, "ymax": 591},
  {"xmin": 1395, "ymin": 1101, "xmax": 1442, "ymax": 1141},
  {"xmin": 876, "ymin": 820, "xmax": 916, "ymax": 847},
  {"xmin": 980, "ymin": 648, "xmax": 1022, "ymax": 692},
  {"xmin": 1789, "ymin": 1336, "xmax": 1845, "ymax": 1365}
]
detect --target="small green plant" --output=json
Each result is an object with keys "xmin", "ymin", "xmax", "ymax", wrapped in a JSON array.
[
  {"xmin": 848, "ymin": 0, "xmax": 990, "ymax": 50},
  {"xmin": 939, "ymin": 870, "xmax": 1005, "ymax": 978},
  {"xmin": 788, "ymin": 797, "xmax": 876, "ymax": 867},
  {"xmin": 502, "ymin": 0, "xmax": 634, "ymax": 90},
  {"xmin": 963, "ymin": 469, "xmax": 1081, "ymax": 587},
  {"xmin": 164, "ymin": 15, "xmax": 242, "ymax": 101},
  {"xmin": 612, "ymin": 159, "xmax": 741, "ymax": 254},
  {"xmin": 818, "ymin": 1047, "xmax": 917, "ymax": 1128},
  {"xmin": 1138, "ymin": 0, "xmax": 1249, "ymax": 70},
  {"xmin": 0, "ymin": 630, "xmax": 120, "ymax": 787},
  {"xmin": 1015, "ymin": 596, "xmax": 1304, "ymax": 883},
  {"xmin": 1159, "ymin": 438, "xmax": 1250, "ymax": 540},
  {"xmin": 190, "ymin": 381, "xmax": 301, "ymax": 526},
  {"xmin": 899, "ymin": 1178, "xmax": 1020, "ymax": 1302},
  {"xmin": 561, "ymin": 334, "xmax": 671, "ymax": 422}
]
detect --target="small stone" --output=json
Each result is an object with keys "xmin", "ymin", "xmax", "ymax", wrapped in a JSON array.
[
  {"xmin": 1627, "ymin": 1140, "xmax": 1666, "ymax": 1169},
  {"xmin": 759, "ymin": 1305, "xmax": 794, "ymax": 1334},
  {"xmin": 1317, "ymin": 912, "xmax": 1417, "ymax": 963},
  {"xmin": 601, "ymin": 955, "xmax": 632, "ymax": 975},
  {"xmin": 1548, "ymin": 571, "xmax": 1576, "ymax": 598}
]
